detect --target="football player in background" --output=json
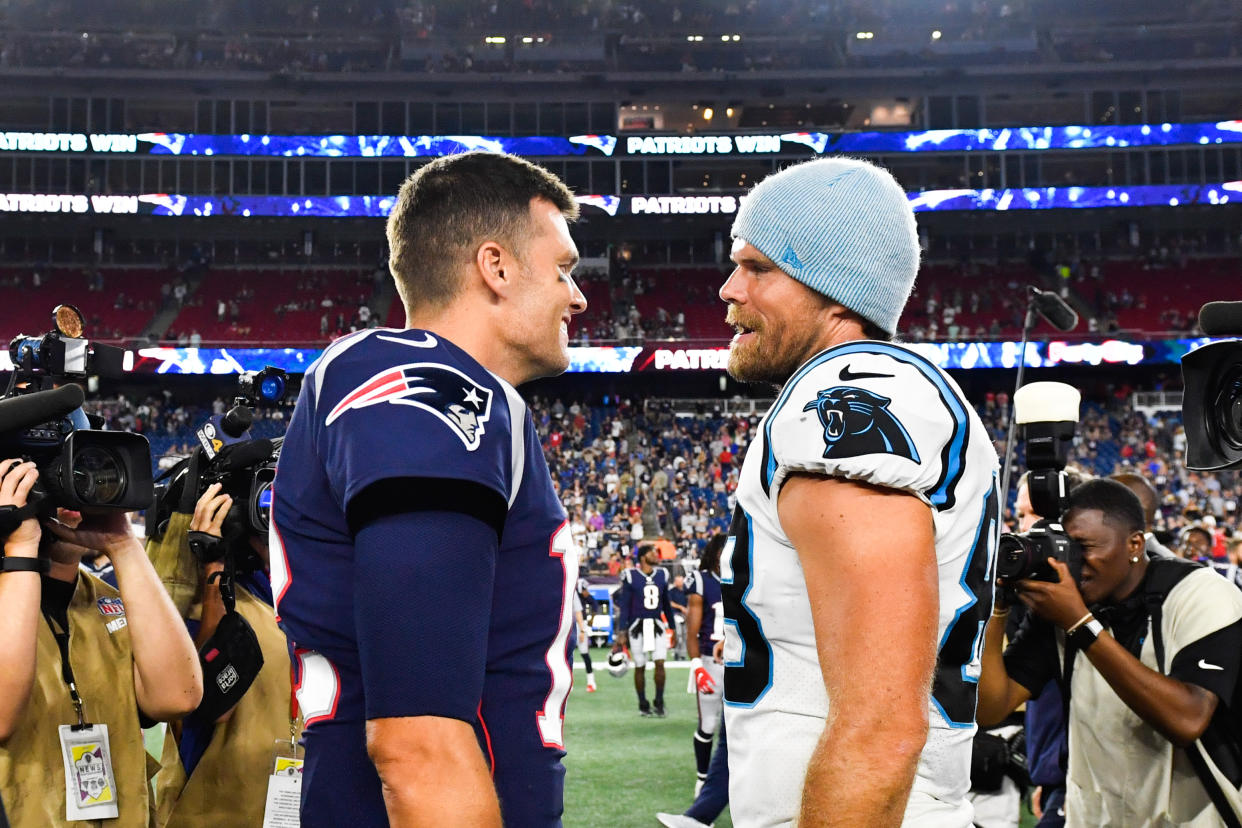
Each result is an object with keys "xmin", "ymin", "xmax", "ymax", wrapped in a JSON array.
[
  {"xmin": 573, "ymin": 578, "xmax": 597, "ymax": 692},
  {"xmin": 718, "ymin": 157, "xmax": 1000, "ymax": 826},
  {"xmin": 684, "ymin": 533, "xmax": 726, "ymax": 796},
  {"xmin": 272, "ymin": 152, "xmax": 587, "ymax": 828},
  {"xmin": 615, "ymin": 542, "xmax": 677, "ymax": 717}
]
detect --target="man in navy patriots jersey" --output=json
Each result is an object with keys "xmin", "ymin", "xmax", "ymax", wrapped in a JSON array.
[
  {"xmin": 615, "ymin": 543, "xmax": 677, "ymax": 716},
  {"xmin": 271, "ymin": 152, "xmax": 587, "ymax": 827},
  {"xmin": 684, "ymin": 534, "xmax": 726, "ymax": 795}
]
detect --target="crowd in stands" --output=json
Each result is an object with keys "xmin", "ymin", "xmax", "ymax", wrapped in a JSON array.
[
  {"xmin": 0, "ymin": 249, "xmax": 1237, "ymax": 346},
  {"xmin": 2, "ymin": 0, "xmax": 1237, "ymax": 76},
  {"xmin": 83, "ymin": 381, "xmax": 1240, "ymax": 576}
]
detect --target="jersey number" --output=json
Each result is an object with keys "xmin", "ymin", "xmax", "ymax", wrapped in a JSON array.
[
  {"xmin": 536, "ymin": 521, "xmax": 578, "ymax": 749},
  {"xmin": 721, "ymin": 507, "xmax": 773, "ymax": 707},
  {"xmin": 932, "ymin": 484, "xmax": 998, "ymax": 727},
  {"xmin": 643, "ymin": 584, "xmax": 661, "ymax": 611}
]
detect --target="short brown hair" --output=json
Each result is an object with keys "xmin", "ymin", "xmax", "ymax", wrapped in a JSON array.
[{"xmin": 386, "ymin": 152, "xmax": 579, "ymax": 312}]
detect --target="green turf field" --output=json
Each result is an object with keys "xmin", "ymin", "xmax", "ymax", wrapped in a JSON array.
[
  {"xmin": 565, "ymin": 651, "xmax": 732, "ymax": 828},
  {"xmin": 565, "ymin": 649, "xmax": 1035, "ymax": 828}
]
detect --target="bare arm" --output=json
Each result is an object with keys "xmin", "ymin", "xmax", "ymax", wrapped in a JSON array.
[
  {"xmin": 0, "ymin": 462, "xmax": 44, "ymax": 741},
  {"xmin": 779, "ymin": 474, "xmax": 938, "ymax": 827},
  {"xmin": 367, "ymin": 716, "xmax": 501, "ymax": 828},
  {"xmin": 976, "ymin": 605, "xmax": 1032, "ymax": 727},
  {"xmin": 47, "ymin": 512, "xmax": 203, "ymax": 720},
  {"xmin": 685, "ymin": 592, "xmax": 704, "ymax": 660}
]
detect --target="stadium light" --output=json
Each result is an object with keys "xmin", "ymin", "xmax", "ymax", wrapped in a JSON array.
[
  {"xmin": 703, "ymin": 108, "xmax": 714, "ymax": 120},
  {"xmin": 522, "ymin": 36, "xmax": 534, "ymax": 44},
  {"xmin": 484, "ymin": 36, "xmax": 505, "ymax": 44},
  {"xmin": 856, "ymin": 31, "xmax": 874, "ymax": 39},
  {"xmin": 932, "ymin": 30, "xmax": 942, "ymax": 40},
  {"xmin": 726, "ymin": 107, "xmax": 735, "ymax": 118},
  {"xmin": 732, "ymin": 35, "xmax": 741, "ymax": 41}
]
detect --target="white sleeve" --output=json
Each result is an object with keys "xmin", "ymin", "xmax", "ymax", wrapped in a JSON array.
[{"xmin": 761, "ymin": 344, "xmax": 975, "ymax": 509}]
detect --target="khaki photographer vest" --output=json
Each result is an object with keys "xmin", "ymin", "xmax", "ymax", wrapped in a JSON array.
[
  {"xmin": 0, "ymin": 573, "xmax": 156, "ymax": 827},
  {"xmin": 154, "ymin": 585, "xmax": 299, "ymax": 828}
]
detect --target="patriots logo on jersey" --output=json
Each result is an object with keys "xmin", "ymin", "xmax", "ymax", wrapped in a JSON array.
[
  {"xmin": 325, "ymin": 362, "xmax": 493, "ymax": 450},
  {"xmin": 803, "ymin": 385, "xmax": 920, "ymax": 463}
]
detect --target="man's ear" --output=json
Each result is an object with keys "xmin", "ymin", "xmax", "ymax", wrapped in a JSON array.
[{"xmin": 475, "ymin": 240, "xmax": 514, "ymax": 298}]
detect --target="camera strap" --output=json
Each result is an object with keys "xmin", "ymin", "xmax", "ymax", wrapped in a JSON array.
[{"xmin": 0, "ymin": 501, "xmax": 39, "ymax": 540}]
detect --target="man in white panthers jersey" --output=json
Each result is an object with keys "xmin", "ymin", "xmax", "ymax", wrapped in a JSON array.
[{"xmin": 718, "ymin": 157, "xmax": 1000, "ymax": 827}]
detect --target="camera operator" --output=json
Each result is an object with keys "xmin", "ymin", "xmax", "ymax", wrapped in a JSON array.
[
  {"xmin": 979, "ymin": 479, "xmax": 1242, "ymax": 826},
  {"xmin": 152, "ymin": 479, "xmax": 299, "ymax": 828},
  {"xmin": 0, "ymin": 457, "xmax": 203, "ymax": 827}
]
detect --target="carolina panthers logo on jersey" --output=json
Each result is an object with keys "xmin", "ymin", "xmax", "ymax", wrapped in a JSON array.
[
  {"xmin": 802, "ymin": 385, "xmax": 920, "ymax": 463},
  {"xmin": 325, "ymin": 362, "xmax": 493, "ymax": 450}
]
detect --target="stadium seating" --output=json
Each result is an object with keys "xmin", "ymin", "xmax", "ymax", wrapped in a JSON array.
[
  {"xmin": 163, "ymin": 268, "xmax": 375, "ymax": 345},
  {"xmin": 0, "ymin": 267, "xmax": 164, "ymax": 342}
]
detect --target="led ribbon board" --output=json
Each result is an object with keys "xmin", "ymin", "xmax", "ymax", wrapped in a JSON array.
[
  {"xmin": 11, "ymin": 339, "xmax": 1210, "ymax": 376},
  {"xmin": 3, "ymin": 122, "xmax": 1242, "ymax": 158},
  {"xmin": 1, "ymin": 184, "xmax": 1236, "ymax": 217}
]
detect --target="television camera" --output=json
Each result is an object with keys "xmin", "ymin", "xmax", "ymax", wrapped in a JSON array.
[
  {"xmin": 153, "ymin": 366, "xmax": 290, "ymax": 573},
  {"xmin": 0, "ymin": 306, "xmax": 151, "ymax": 545}
]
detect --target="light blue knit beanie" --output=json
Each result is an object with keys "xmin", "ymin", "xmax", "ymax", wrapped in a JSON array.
[{"xmin": 731, "ymin": 157, "xmax": 919, "ymax": 335}]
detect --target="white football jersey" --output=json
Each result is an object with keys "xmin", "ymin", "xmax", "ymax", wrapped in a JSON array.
[{"xmin": 722, "ymin": 341, "xmax": 1000, "ymax": 827}]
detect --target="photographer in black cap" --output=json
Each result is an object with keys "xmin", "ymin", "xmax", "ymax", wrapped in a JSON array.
[
  {"xmin": 0, "ymin": 455, "xmax": 203, "ymax": 827},
  {"xmin": 150, "ymin": 458, "xmax": 299, "ymax": 828},
  {"xmin": 979, "ymin": 479, "xmax": 1242, "ymax": 825}
]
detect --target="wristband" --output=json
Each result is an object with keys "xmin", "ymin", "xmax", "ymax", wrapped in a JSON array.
[
  {"xmin": 0, "ymin": 556, "xmax": 49, "ymax": 574},
  {"xmin": 991, "ymin": 607, "xmax": 1010, "ymax": 618},
  {"xmin": 690, "ymin": 657, "xmax": 702, "ymax": 672},
  {"xmin": 1065, "ymin": 612, "xmax": 1095, "ymax": 635},
  {"xmin": 1067, "ymin": 617, "xmax": 1104, "ymax": 650}
]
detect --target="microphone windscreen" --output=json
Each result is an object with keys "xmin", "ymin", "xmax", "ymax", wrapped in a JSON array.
[
  {"xmin": 214, "ymin": 438, "xmax": 274, "ymax": 473},
  {"xmin": 1198, "ymin": 301, "xmax": 1242, "ymax": 337},
  {"xmin": 0, "ymin": 384, "xmax": 85, "ymax": 434},
  {"xmin": 1032, "ymin": 289, "xmax": 1079, "ymax": 332}
]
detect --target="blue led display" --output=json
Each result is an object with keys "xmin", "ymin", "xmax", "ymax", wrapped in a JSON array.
[
  {"xmin": 137, "ymin": 132, "xmax": 617, "ymax": 157},
  {"xmin": 115, "ymin": 183, "xmax": 1238, "ymax": 218},
  {"xmin": 116, "ymin": 339, "xmax": 1223, "ymax": 375},
  {"xmin": 4, "ymin": 123, "xmax": 1242, "ymax": 158}
]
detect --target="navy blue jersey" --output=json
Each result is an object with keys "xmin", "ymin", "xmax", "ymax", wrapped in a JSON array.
[
  {"xmin": 684, "ymin": 569, "xmax": 723, "ymax": 655},
  {"xmin": 271, "ymin": 328, "xmax": 577, "ymax": 827},
  {"xmin": 616, "ymin": 567, "xmax": 672, "ymax": 634}
]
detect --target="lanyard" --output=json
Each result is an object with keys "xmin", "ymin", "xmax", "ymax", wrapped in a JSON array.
[
  {"xmin": 42, "ymin": 611, "xmax": 90, "ymax": 729},
  {"xmin": 288, "ymin": 659, "xmax": 301, "ymax": 745}
]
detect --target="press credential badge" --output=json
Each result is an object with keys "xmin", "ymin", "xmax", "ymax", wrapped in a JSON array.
[
  {"xmin": 262, "ymin": 739, "xmax": 303, "ymax": 827},
  {"xmin": 59, "ymin": 723, "xmax": 120, "ymax": 821}
]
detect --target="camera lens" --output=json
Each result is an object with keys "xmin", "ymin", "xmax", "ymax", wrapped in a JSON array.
[
  {"xmin": 72, "ymin": 446, "xmax": 126, "ymax": 504},
  {"xmin": 1212, "ymin": 364, "xmax": 1242, "ymax": 450},
  {"xmin": 995, "ymin": 533, "xmax": 1035, "ymax": 581}
]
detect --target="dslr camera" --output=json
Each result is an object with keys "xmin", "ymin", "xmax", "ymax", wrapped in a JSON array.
[
  {"xmin": 0, "ymin": 305, "xmax": 152, "ymax": 523},
  {"xmin": 153, "ymin": 366, "xmax": 289, "ymax": 571},
  {"xmin": 995, "ymin": 382, "xmax": 1085, "ymax": 586}
]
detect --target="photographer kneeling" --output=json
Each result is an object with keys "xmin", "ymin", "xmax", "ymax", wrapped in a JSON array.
[
  {"xmin": 152, "ymin": 475, "xmax": 299, "ymax": 828},
  {"xmin": 979, "ymin": 479, "xmax": 1242, "ymax": 826},
  {"xmin": 0, "ymin": 457, "xmax": 203, "ymax": 827}
]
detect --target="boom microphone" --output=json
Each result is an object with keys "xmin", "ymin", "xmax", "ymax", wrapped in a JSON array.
[
  {"xmin": 0, "ymin": 384, "xmax": 85, "ymax": 434},
  {"xmin": 1029, "ymin": 287, "xmax": 1079, "ymax": 332},
  {"xmin": 213, "ymin": 438, "xmax": 274, "ymax": 473},
  {"xmin": 1197, "ymin": 301, "xmax": 1242, "ymax": 337}
]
